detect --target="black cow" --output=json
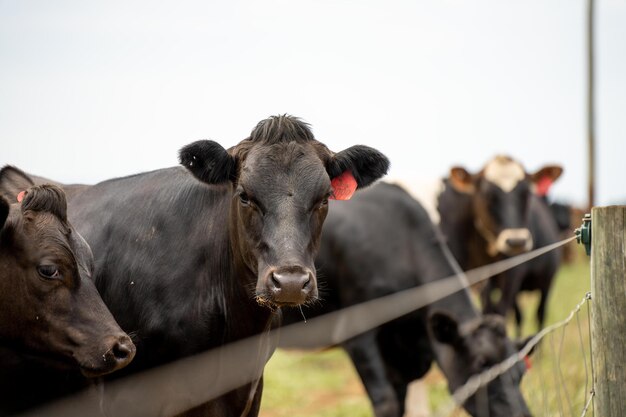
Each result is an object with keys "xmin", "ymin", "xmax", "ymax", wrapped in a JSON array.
[
  {"xmin": 281, "ymin": 182, "xmax": 533, "ymax": 417},
  {"xmin": 0, "ymin": 115, "xmax": 389, "ymax": 416},
  {"xmin": 436, "ymin": 155, "xmax": 563, "ymax": 334},
  {"xmin": 0, "ymin": 182, "xmax": 135, "ymax": 415}
]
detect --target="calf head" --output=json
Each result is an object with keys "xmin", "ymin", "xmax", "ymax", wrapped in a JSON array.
[
  {"xmin": 429, "ymin": 311, "xmax": 533, "ymax": 417},
  {"xmin": 448, "ymin": 156, "xmax": 562, "ymax": 257},
  {"xmin": 0, "ymin": 181, "xmax": 135, "ymax": 377},
  {"xmin": 180, "ymin": 115, "xmax": 389, "ymax": 307}
]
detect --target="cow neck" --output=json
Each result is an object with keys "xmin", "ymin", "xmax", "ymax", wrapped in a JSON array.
[{"xmin": 238, "ymin": 314, "xmax": 280, "ymax": 417}]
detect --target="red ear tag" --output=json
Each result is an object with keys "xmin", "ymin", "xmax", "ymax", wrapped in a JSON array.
[
  {"xmin": 17, "ymin": 191, "xmax": 26, "ymax": 203},
  {"xmin": 330, "ymin": 171, "xmax": 358, "ymax": 201},
  {"xmin": 523, "ymin": 355, "xmax": 532, "ymax": 370},
  {"xmin": 535, "ymin": 177, "xmax": 553, "ymax": 197}
]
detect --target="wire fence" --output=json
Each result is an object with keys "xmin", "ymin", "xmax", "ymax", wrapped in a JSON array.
[
  {"xmin": 21, "ymin": 235, "xmax": 589, "ymax": 417},
  {"xmin": 433, "ymin": 291, "xmax": 594, "ymax": 417}
]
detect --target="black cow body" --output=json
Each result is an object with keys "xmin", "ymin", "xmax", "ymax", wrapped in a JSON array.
[
  {"xmin": 436, "ymin": 156, "xmax": 563, "ymax": 334},
  {"xmin": 0, "ymin": 115, "xmax": 388, "ymax": 416},
  {"xmin": 282, "ymin": 183, "xmax": 532, "ymax": 417}
]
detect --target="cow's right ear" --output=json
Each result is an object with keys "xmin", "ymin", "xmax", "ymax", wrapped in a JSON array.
[
  {"xmin": 530, "ymin": 165, "xmax": 563, "ymax": 197},
  {"xmin": 0, "ymin": 166, "xmax": 35, "ymax": 202},
  {"xmin": 0, "ymin": 197, "xmax": 9, "ymax": 230},
  {"xmin": 179, "ymin": 140, "xmax": 237, "ymax": 185},
  {"xmin": 449, "ymin": 167, "xmax": 475, "ymax": 194},
  {"xmin": 429, "ymin": 311, "xmax": 462, "ymax": 347},
  {"xmin": 326, "ymin": 145, "xmax": 390, "ymax": 193}
]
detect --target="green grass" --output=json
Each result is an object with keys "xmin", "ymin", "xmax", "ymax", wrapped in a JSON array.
[{"xmin": 260, "ymin": 245, "xmax": 592, "ymax": 417}]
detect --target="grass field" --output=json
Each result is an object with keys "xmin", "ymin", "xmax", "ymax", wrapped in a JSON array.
[{"xmin": 260, "ymin": 244, "xmax": 592, "ymax": 417}]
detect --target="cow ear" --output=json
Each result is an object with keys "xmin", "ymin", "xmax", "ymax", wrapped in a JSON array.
[
  {"xmin": 327, "ymin": 145, "xmax": 389, "ymax": 191},
  {"xmin": 530, "ymin": 165, "xmax": 563, "ymax": 196},
  {"xmin": 449, "ymin": 166, "xmax": 476, "ymax": 194},
  {"xmin": 0, "ymin": 197, "xmax": 9, "ymax": 230},
  {"xmin": 179, "ymin": 140, "xmax": 236, "ymax": 185},
  {"xmin": 0, "ymin": 166, "xmax": 35, "ymax": 202},
  {"xmin": 429, "ymin": 311, "xmax": 462, "ymax": 347}
]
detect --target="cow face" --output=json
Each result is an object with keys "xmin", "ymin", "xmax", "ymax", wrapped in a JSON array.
[
  {"xmin": 0, "ymin": 185, "xmax": 136, "ymax": 377},
  {"xmin": 429, "ymin": 311, "xmax": 533, "ymax": 417},
  {"xmin": 449, "ymin": 156, "xmax": 562, "ymax": 257},
  {"xmin": 180, "ymin": 115, "xmax": 389, "ymax": 307}
]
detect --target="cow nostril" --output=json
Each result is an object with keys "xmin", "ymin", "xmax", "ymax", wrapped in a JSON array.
[
  {"xmin": 271, "ymin": 273, "xmax": 282, "ymax": 289},
  {"xmin": 111, "ymin": 337, "xmax": 135, "ymax": 363},
  {"xmin": 302, "ymin": 275, "xmax": 311, "ymax": 290},
  {"xmin": 113, "ymin": 344, "xmax": 130, "ymax": 360}
]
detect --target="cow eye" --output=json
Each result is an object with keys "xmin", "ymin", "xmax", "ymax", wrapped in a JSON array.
[
  {"xmin": 319, "ymin": 198, "xmax": 329, "ymax": 209},
  {"xmin": 37, "ymin": 265, "xmax": 62, "ymax": 280},
  {"xmin": 238, "ymin": 192, "xmax": 251, "ymax": 207}
]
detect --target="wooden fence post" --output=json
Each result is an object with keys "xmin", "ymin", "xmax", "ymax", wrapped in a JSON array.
[{"xmin": 591, "ymin": 206, "xmax": 626, "ymax": 416}]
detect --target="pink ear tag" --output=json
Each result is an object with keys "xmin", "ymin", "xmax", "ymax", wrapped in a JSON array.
[
  {"xmin": 330, "ymin": 171, "xmax": 358, "ymax": 201},
  {"xmin": 523, "ymin": 355, "xmax": 532, "ymax": 370},
  {"xmin": 535, "ymin": 177, "xmax": 553, "ymax": 197},
  {"xmin": 17, "ymin": 191, "xmax": 26, "ymax": 203}
]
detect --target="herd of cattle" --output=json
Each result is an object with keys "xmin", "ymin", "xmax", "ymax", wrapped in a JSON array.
[{"xmin": 0, "ymin": 115, "xmax": 576, "ymax": 417}]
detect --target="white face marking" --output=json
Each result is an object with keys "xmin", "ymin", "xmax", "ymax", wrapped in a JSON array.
[{"xmin": 483, "ymin": 156, "xmax": 525, "ymax": 193}]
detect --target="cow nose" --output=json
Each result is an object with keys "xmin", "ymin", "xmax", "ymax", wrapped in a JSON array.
[
  {"xmin": 106, "ymin": 334, "xmax": 136, "ymax": 369},
  {"xmin": 505, "ymin": 237, "xmax": 528, "ymax": 248},
  {"xmin": 269, "ymin": 269, "xmax": 315, "ymax": 305}
]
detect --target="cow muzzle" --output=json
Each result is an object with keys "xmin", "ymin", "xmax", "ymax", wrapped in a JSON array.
[
  {"xmin": 495, "ymin": 228, "xmax": 533, "ymax": 256},
  {"xmin": 260, "ymin": 266, "xmax": 317, "ymax": 307},
  {"xmin": 78, "ymin": 334, "xmax": 136, "ymax": 377}
]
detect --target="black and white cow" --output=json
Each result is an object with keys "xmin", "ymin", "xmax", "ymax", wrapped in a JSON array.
[
  {"xmin": 435, "ymin": 155, "xmax": 564, "ymax": 334},
  {"xmin": 0, "ymin": 115, "xmax": 389, "ymax": 416}
]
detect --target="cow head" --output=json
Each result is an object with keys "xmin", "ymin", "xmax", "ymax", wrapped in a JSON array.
[
  {"xmin": 180, "ymin": 115, "xmax": 389, "ymax": 307},
  {"xmin": 448, "ymin": 156, "xmax": 562, "ymax": 257},
  {"xmin": 0, "ymin": 180, "xmax": 136, "ymax": 377},
  {"xmin": 429, "ymin": 311, "xmax": 533, "ymax": 417}
]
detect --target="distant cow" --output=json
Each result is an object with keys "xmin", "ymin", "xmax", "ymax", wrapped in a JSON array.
[
  {"xmin": 436, "ymin": 155, "xmax": 563, "ymax": 334},
  {"xmin": 0, "ymin": 183, "xmax": 135, "ymax": 414},
  {"xmin": 0, "ymin": 115, "xmax": 389, "ymax": 416},
  {"xmin": 282, "ymin": 183, "xmax": 533, "ymax": 417}
]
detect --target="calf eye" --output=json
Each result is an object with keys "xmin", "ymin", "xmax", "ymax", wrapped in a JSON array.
[
  {"xmin": 37, "ymin": 265, "xmax": 61, "ymax": 280},
  {"xmin": 319, "ymin": 198, "xmax": 329, "ymax": 209}
]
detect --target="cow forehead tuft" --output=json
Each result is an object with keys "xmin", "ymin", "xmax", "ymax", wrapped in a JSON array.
[{"xmin": 483, "ymin": 156, "xmax": 525, "ymax": 192}]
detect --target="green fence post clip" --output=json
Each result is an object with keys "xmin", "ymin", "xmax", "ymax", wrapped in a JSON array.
[{"xmin": 575, "ymin": 213, "xmax": 592, "ymax": 256}]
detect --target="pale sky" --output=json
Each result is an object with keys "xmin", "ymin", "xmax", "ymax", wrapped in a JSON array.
[{"xmin": 1, "ymin": 0, "xmax": 625, "ymax": 207}]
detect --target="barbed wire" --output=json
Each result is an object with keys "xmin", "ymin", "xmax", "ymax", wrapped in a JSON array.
[
  {"xmin": 434, "ymin": 291, "xmax": 593, "ymax": 417},
  {"xmin": 20, "ymin": 236, "xmax": 577, "ymax": 417}
]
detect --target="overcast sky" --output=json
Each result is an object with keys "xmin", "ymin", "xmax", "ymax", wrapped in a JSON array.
[{"xmin": 1, "ymin": 0, "xmax": 624, "ymax": 207}]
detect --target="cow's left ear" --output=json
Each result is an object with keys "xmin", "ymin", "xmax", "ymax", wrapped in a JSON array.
[
  {"xmin": 530, "ymin": 165, "xmax": 563, "ymax": 196},
  {"xmin": 448, "ymin": 166, "xmax": 476, "ymax": 194},
  {"xmin": 429, "ymin": 311, "xmax": 462, "ymax": 347},
  {"xmin": 179, "ymin": 140, "xmax": 237, "ymax": 185},
  {"xmin": 326, "ymin": 145, "xmax": 389, "ymax": 198},
  {"xmin": 0, "ymin": 166, "xmax": 35, "ymax": 202}
]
